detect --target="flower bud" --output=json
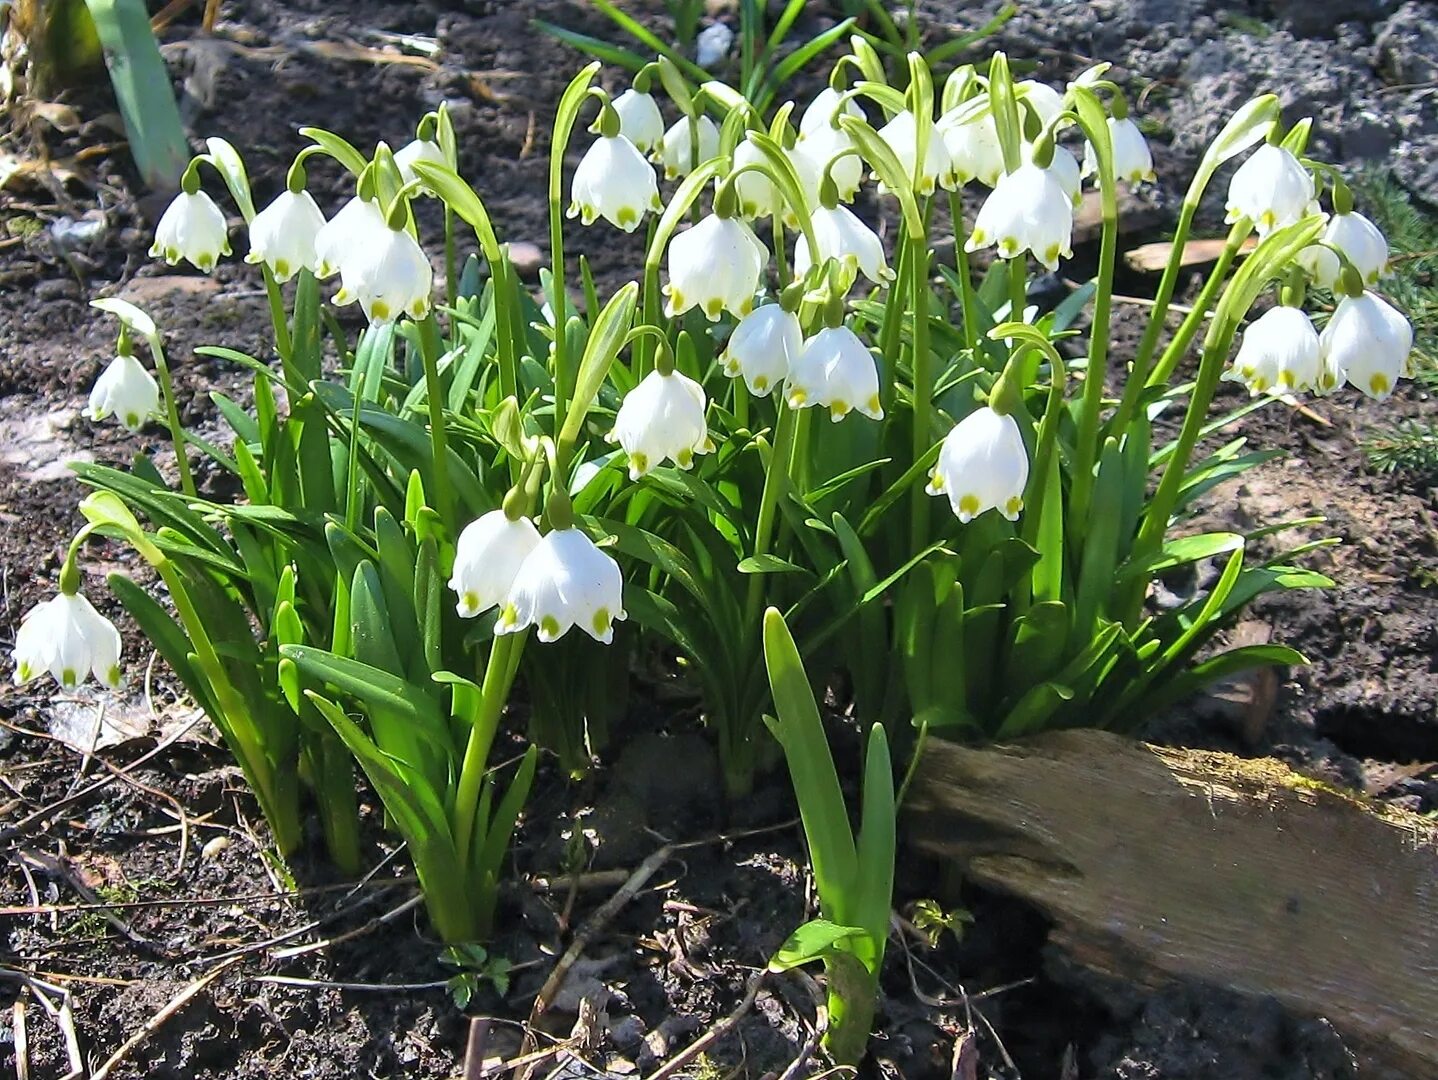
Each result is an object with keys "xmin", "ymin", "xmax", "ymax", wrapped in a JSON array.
[
  {"xmin": 246, "ymin": 189, "xmax": 326, "ymax": 282},
  {"xmin": 926, "ymin": 406, "xmax": 1029, "ymax": 523},
  {"xmin": 87, "ymin": 354, "xmax": 160, "ymax": 431},
  {"xmin": 664, "ymin": 213, "xmax": 767, "ymax": 321},
  {"xmin": 495, "ymin": 528, "xmax": 627, "ymax": 644},
  {"xmin": 786, "ymin": 325, "xmax": 882, "ymax": 422},
  {"xmin": 449, "ymin": 510, "xmax": 542, "ymax": 619},
  {"xmin": 609, "ymin": 369, "xmax": 714, "ymax": 478},
  {"xmin": 150, "ymin": 191, "xmax": 230, "ymax": 272},
  {"xmin": 12, "ymin": 591, "xmax": 122, "ymax": 689},
  {"xmin": 722, "ymin": 304, "xmax": 801, "ymax": 396},
  {"xmin": 569, "ymin": 135, "xmax": 662, "ymax": 232}
]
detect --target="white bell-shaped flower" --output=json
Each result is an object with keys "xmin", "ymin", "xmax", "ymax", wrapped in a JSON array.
[
  {"xmin": 1298, "ymin": 210, "xmax": 1389, "ymax": 289},
  {"xmin": 658, "ymin": 114, "xmax": 720, "ymax": 179},
  {"xmin": 1320, "ymin": 291, "xmax": 1413, "ymax": 400},
  {"xmin": 966, "ymin": 161, "xmax": 1074, "ymax": 270},
  {"xmin": 12, "ymin": 591, "xmax": 122, "ymax": 689},
  {"xmin": 246, "ymin": 189, "xmax": 326, "ymax": 282},
  {"xmin": 793, "ymin": 203, "xmax": 893, "ymax": 286},
  {"xmin": 721, "ymin": 304, "xmax": 801, "ymax": 396},
  {"xmin": 449, "ymin": 510, "xmax": 542, "ymax": 619},
  {"xmin": 87, "ymin": 354, "xmax": 160, "ymax": 432},
  {"xmin": 1017, "ymin": 81, "xmax": 1065, "ymax": 126},
  {"xmin": 799, "ymin": 86, "xmax": 862, "ymax": 137},
  {"xmin": 938, "ymin": 111, "xmax": 1005, "ymax": 188},
  {"xmin": 731, "ymin": 136, "xmax": 781, "ymax": 219},
  {"xmin": 926, "ymin": 406, "xmax": 1029, "ymax": 523},
  {"xmin": 875, "ymin": 109, "xmax": 951, "ymax": 195},
  {"xmin": 612, "ymin": 88, "xmax": 665, "ymax": 153},
  {"xmin": 1081, "ymin": 116, "xmax": 1155, "ymax": 184},
  {"xmin": 150, "ymin": 190, "xmax": 230, "ymax": 272},
  {"xmin": 664, "ymin": 213, "xmax": 767, "ymax": 321},
  {"xmin": 314, "ymin": 195, "xmax": 387, "ymax": 280},
  {"xmin": 1026, "ymin": 142, "xmax": 1081, "ymax": 208},
  {"xmin": 792, "ymin": 123, "xmax": 864, "ymax": 206},
  {"xmin": 1221, "ymin": 305, "xmax": 1321, "ymax": 395},
  {"xmin": 334, "ymin": 225, "xmax": 433, "ymax": 324},
  {"xmin": 786, "ymin": 325, "xmax": 882, "ymax": 422},
  {"xmin": 609, "ymin": 369, "xmax": 714, "ymax": 478},
  {"xmin": 1225, "ymin": 143, "xmax": 1315, "ymax": 235},
  {"xmin": 395, "ymin": 138, "xmax": 447, "ymax": 186},
  {"xmin": 496, "ymin": 527, "xmax": 627, "ymax": 644},
  {"xmin": 569, "ymin": 135, "xmax": 661, "ymax": 232}
]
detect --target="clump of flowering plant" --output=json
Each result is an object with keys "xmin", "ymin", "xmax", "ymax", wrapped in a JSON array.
[{"xmin": 19, "ymin": 27, "xmax": 1414, "ymax": 985}]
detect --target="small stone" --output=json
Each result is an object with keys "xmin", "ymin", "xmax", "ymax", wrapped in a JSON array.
[
  {"xmin": 202, "ymin": 836, "xmax": 231, "ymax": 860},
  {"xmin": 506, "ymin": 241, "xmax": 544, "ymax": 280}
]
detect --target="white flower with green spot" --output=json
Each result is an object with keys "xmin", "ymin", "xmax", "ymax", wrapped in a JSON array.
[
  {"xmin": 875, "ymin": 109, "xmax": 951, "ymax": 195},
  {"xmin": 1320, "ymin": 291, "xmax": 1412, "ymax": 400},
  {"xmin": 609, "ymin": 369, "xmax": 714, "ymax": 478},
  {"xmin": 314, "ymin": 195, "xmax": 387, "ymax": 280},
  {"xmin": 793, "ymin": 203, "xmax": 893, "ymax": 286},
  {"xmin": 927, "ymin": 406, "xmax": 1029, "ymax": 523},
  {"xmin": 799, "ymin": 86, "xmax": 861, "ymax": 137},
  {"xmin": 12, "ymin": 591, "xmax": 122, "ymax": 689},
  {"xmin": 87, "ymin": 353, "xmax": 160, "ymax": 432},
  {"xmin": 1081, "ymin": 117, "xmax": 1155, "ymax": 184},
  {"xmin": 495, "ymin": 528, "xmax": 627, "ymax": 644},
  {"xmin": 333, "ymin": 225, "xmax": 433, "ymax": 325},
  {"xmin": 658, "ymin": 114, "xmax": 720, "ymax": 179},
  {"xmin": 449, "ymin": 510, "xmax": 542, "ymax": 619},
  {"xmin": 730, "ymin": 136, "xmax": 782, "ymax": 220},
  {"xmin": 1225, "ymin": 143, "xmax": 1314, "ymax": 235},
  {"xmin": 938, "ymin": 111, "xmax": 1004, "ymax": 188},
  {"xmin": 664, "ymin": 213, "xmax": 767, "ymax": 321},
  {"xmin": 569, "ymin": 135, "xmax": 661, "ymax": 232},
  {"xmin": 613, "ymin": 88, "xmax": 665, "ymax": 153},
  {"xmin": 792, "ymin": 122, "xmax": 864, "ymax": 207},
  {"xmin": 786, "ymin": 325, "xmax": 883, "ymax": 422},
  {"xmin": 966, "ymin": 161, "xmax": 1074, "ymax": 270},
  {"xmin": 395, "ymin": 138, "xmax": 447, "ymax": 187},
  {"xmin": 1298, "ymin": 210, "xmax": 1389, "ymax": 289},
  {"xmin": 246, "ymin": 189, "xmax": 326, "ymax": 282},
  {"xmin": 150, "ymin": 190, "xmax": 230, "ymax": 272},
  {"xmin": 722, "ymin": 304, "xmax": 801, "ymax": 397},
  {"xmin": 1221, "ymin": 305, "xmax": 1321, "ymax": 395}
]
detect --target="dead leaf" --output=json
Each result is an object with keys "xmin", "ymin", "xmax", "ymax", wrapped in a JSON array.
[
  {"xmin": 29, "ymin": 100, "xmax": 83, "ymax": 132},
  {"xmin": 1124, "ymin": 235, "xmax": 1260, "ymax": 272}
]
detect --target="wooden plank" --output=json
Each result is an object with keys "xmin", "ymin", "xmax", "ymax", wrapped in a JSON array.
[{"xmin": 906, "ymin": 730, "xmax": 1438, "ymax": 1076}]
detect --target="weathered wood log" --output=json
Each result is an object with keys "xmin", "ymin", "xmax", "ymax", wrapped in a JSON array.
[{"xmin": 906, "ymin": 730, "xmax": 1438, "ymax": 1077}]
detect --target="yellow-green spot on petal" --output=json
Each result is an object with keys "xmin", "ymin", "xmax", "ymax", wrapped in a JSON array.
[
  {"xmin": 1370, "ymin": 373, "xmax": 1390, "ymax": 396},
  {"xmin": 970, "ymin": 228, "xmax": 987, "ymax": 245},
  {"xmin": 463, "ymin": 591, "xmax": 479, "ymax": 614},
  {"xmin": 498, "ymin": 603, "xmax": 519, "ymax": 629},
  {"xmin": 62, "ymin": 668, "xmax": 77, "ymax": 688},
  {"xmin": 1278, "ymin": 370, "xmax": 1295, "ymax": 389},
  {"xmin": 540, "ymin": 615, "xmax": 561, "ymax": 639},
  {"xmin": 958, "ymin": 494, "xmax": 981, "ymax": 518},
  {"xmin": 866, "ymin": 394, "xmax": 881, "ymax": 415},
  {"xmin": 617, "ymin": 206, "xmax": 638, "ymax": 228},
  {"xmin": 274, "ymin": 259, "xmax": 290, "ymax": 278},
  {"xmin": 704, "ymin": 298, "xmax": 723, "ymax": 319},
  {"xmin": 676, "ymin": 448, "xmax": 693, "ymax": 468},
  {"xmin": 630, "ymin": 451, "xmax": 649, "ymax": 475},
  {"xmin": 125, "ymin": 412, "xmax": 140, "ymax": 428},
  {"xmin": 371, "ymin": 300, "xmax": 391, "ymax": 321},
  {"xmin": 1043, "ymin": 244, "xmax": 1060, "ymax": 265},
  {"xmin": 1004, "ymin": 496, "xmax": 1024, "ymax": 518},
  {"xmin": 753, "ymin": 375, "xmax": 768, "ymax": 392},
  {"xmin": 592, "ymin": 608, "xmax": 611, "ymax": 636},
  {"xmin": 106, "ymin": 665, "xmax": 122, "ymax": 687},
  {"xmin": 788, "ymin": 388, "xmax": 807, "ymax": 407}
]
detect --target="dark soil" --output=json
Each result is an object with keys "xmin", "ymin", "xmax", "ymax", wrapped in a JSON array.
[{"xmin": 2, "ymin": 1, "xmax": 1435, "ymax": 1078}]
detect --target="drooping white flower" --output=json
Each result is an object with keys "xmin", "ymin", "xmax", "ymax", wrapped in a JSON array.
[
  {"xmin": 1027, "ymin": 142, "xmax": 1082, "ymax": 207},
  {"xmin": 449, "ymin": 510, "xmax": 542, "ymax": 619},
  {"xmin": 792, "ymin": 122, "xmax": 864, "ymax": 207},
  {"xmin": 658, "ymin": 114, "xmax": 720, "ymax": 179},
  {"xmin": 569, "ymin": 135, "xmax": 661, "ymax": 232},
  {"xmin": 334, "ymin": 225, "xmax": 433, "ymax": 324},
  {"xmin": 246, "ymin": 189, "xmax": 326, "ymax": 282},
  {"xmin": 395, "ymin": 138, "xmax": 447, "ymax": 187},
  {"xmin": 875, "ymin": 109, "xmax": 951, "ymax": 195},
  {"xmin": 314, "ymin": 195, "xmax": 388, "ymax": 280},
  {"xmin": 721, "ymin": 304, "xmax": 801, "ymax": 396},
  {"xmin": 1081, "ymin": 116, "xmax": 1155, "ymax": 184},
  {"xmin": 609, "ymin": 369, "xmax": 713, "ymax": 478},
  {"xmin": 612, "ymin": 88, "xmax": 665, "ymax": 153},
  {"xmin": 926, "ymin": 406, "xmax": 1029, "ymax": 523},
  {"xmin": 1298, "ymin": 210, "xmax": 1389, "ymax": 289},
  {"xmin": 1319, "ymin": 291, "xmax": 1413, "ymax": 400},
  {"xmin": 664, "ymin": 213, "xmax": 767, "ymax": 321},
  {"xmin": 793, "ymin": 203, "xmax": 893, "ymax": 286},
  {"xmin": 786, "ymin": 325, "xmax": 882, "ymax": 422},
  {"xmin": 966, "ymin": 161, "xmax": 1074, "ymax": 270},
  {"xmin": 938, "ymin": 111, "xmax": 1005, "ymax": 188},
  {"xmin": 12, "ymin": 591, "xmax": 122, "ymax": 689},
  {"xmin": 496, "ymin": 527, "xmax": 627, "ymax": 644},
  {"xmin": 1225, "ymin": 143, "xmax": 1315, "ymax": 235},
  {"xmin": 150, "ymin": 190, "xmax": 230, "ymax": 272},
  {"xmin": 799, "ymin": 86, "xmax": 862, "ymax": 137},
  {"xmin": 730, "ymin": 136, "xmax": 781, "ymax": 219},
  {"xmin": 1221, "ymin": 305, "xmax": 1321, "ymax": 395},
  {"xmin": 1017, "ymin": 80, "xmax": 1065, "ymax": 126},
  {"xmin": 87, "ymin": 354, "xmax": 160, "ymax": 431}
]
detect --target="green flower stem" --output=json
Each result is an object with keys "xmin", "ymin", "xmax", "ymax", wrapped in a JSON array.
[
  {"xmin": 452, "ymin": 631, "xmax": 525, "ymax": 863},
  {"xmin": 1144, "ymin": 219, "xmax": 1252, "ymax": 388},
  {"xmin": 262, "ymin": 267, "xmax": 293, "ymax": 360},
  {"xmin": 444, "ymin": 205, "xmax": 459, "ymax": 343},
  {"xmin": 878, "ymin": 220, "xmax": 910, "ymax": 406},
  {"xmin": 143, "ymin": 329, "xmax": 196, "ymax": 498},
  {"xmin": 1129, "ymin": 197, "xmax": 1197, "ymax": 379},
  {"xmin": 908, "ymin": 230, "xmax": 933, "ymax": 546},
  {"xmin": 416, "ymin": 314, "xmax": 456, "ymax": 527},
  {"xmin": 744, "ymin": 400, "xmax": 800, "ymax": 633},
  {"xmin": 948, "ymin": 192, "xmax": 980, "ymax": 354},
  {"xmin": 1068, "ymin": 161, "xmax": 1119, "ymax": 526}
]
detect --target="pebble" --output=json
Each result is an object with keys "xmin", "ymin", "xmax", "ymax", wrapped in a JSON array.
[
  {"xmin": 506, "ymin": 241, "xmax": 544, "ymax": 280},
  {"xmin": 202, "ymin": 836, "xmax": 232, "ymax": 860}
]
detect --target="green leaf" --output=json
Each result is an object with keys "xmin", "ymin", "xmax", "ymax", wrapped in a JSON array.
[
  {"xmin": 768, "ymin": 919, "xmax": 872, "ymax": 972},
  {"xmin": 737, "ymin": 554, "xmax": 809, "ymax": 575},
  {"xmin": 300, "ymin": 126, "xmax": 370, "ymax": 177}
]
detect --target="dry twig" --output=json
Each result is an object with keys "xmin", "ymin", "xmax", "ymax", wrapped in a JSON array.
[
  {"xmin": 90, "ymin": 957, "xmax": 241, "ymax": 1079},
  {"xmin": 649, "ymin": 970, "xmax": 766, "ymax": 1080}
]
